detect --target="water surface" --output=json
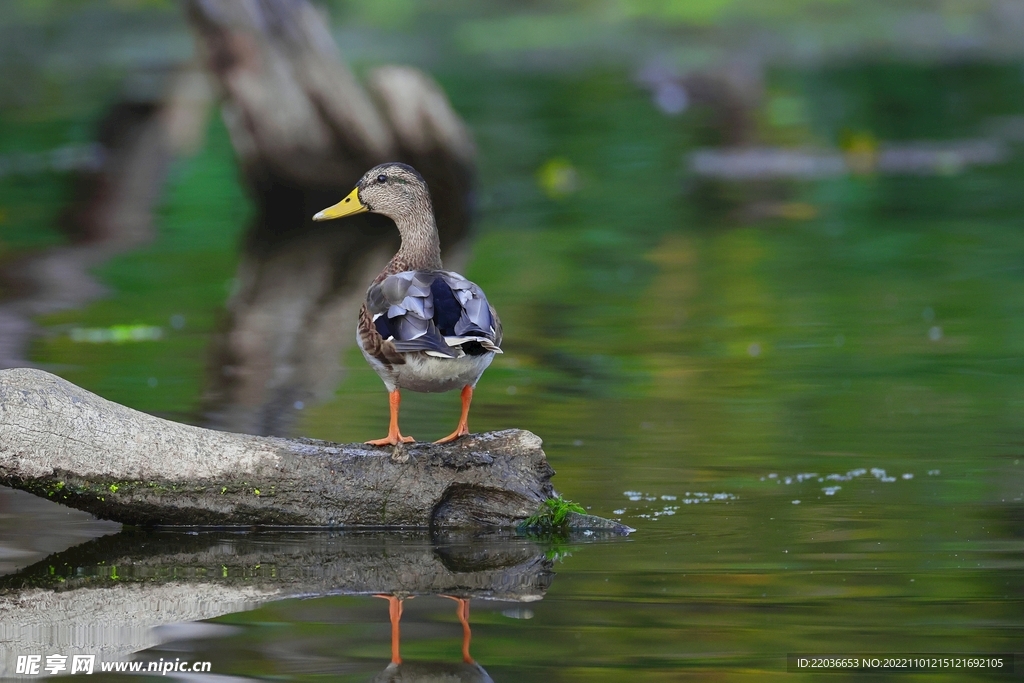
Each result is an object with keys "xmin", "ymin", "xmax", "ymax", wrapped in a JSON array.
[{"xmin": 2, "ymin": 61, "xmax": 1023, "ymax": 680}]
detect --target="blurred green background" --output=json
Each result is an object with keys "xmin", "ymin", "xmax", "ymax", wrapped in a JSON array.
[{"xmin": 1, "ymin": 1, "xmax": 1023, "ymax": 680}]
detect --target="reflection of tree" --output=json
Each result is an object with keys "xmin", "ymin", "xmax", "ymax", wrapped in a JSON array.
[
  {"xmin": 0, "ymin": 530, "xmax": 556, "ymax": 677},
  {"xmin": 185, "ymin": 0, "xmax": 476, "ymax": 435},
  {"xmin": 0, "ymin": 67, "xmax": 210, "ymax": 369}
]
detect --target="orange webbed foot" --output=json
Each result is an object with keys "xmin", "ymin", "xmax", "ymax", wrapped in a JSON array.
[
  {"xmin": 365, "ymin": 434, "xmax": 415, "ymax": 446},
  {"xmin": 368, "ymin": 390, "xmax": 414, "ymax": 446},
  {"xmin": 434, "ymin": 426, "xmax": 469, "ymax": 444},
  {"xmin": 434, "ymin": 386, "xmax": 473, "ymax": 444}
]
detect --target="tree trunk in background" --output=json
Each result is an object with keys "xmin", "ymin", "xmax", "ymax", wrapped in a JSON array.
[{"xmin": 186, "ymin": 0, "xmax": 477, "ymax": 436}]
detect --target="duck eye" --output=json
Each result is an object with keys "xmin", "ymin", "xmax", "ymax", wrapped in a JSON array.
[{"xmin": 376, "ymin": 174, "xmax": 387, "ymax": 184}]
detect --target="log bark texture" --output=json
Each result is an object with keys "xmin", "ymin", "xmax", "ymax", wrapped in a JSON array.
[{"xmin": 0, "ymin": 368, "xmax": 561, "ymax": 528}]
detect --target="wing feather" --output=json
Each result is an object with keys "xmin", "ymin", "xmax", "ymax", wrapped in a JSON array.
[
  {"xmin": 358, "ymin": 303, "xmax": 406, "ymax": 366},
  {"xmin": 365, "ymin": 270, "xmax": 502, "ymax": 358}
]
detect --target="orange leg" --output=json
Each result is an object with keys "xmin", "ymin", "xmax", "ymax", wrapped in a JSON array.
[
  {"xmin": 366, "ymin": 390, "xmax": 415, "ymax": 446},
  {"xmin": 443, "ymin": 595, "xmax": 474, "ymax": 664},
  {"xmin": 435, "ymin": 386, "xmax": 473, "ymax": 444},
  {"xmin": 374, "ymin": 594, "xmax": 406, "ymax": 664}
]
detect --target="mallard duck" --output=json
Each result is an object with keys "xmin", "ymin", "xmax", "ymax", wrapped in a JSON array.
[{"xmin": 313, "ymin": 162, "xmax": 502, "ymax": 445}]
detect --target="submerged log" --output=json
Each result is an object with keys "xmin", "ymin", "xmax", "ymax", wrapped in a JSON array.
[{"xmin": 0, "ymin": 368, "xmax": 626, "ymax": 532}]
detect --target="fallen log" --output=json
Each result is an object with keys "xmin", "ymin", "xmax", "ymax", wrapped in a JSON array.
[{"xmin": 0, "ymin": 368, "xmax": 626, "ymax": 531}]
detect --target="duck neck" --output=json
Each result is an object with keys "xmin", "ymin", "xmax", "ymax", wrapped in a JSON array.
[{"xmin": 392, "ymin": 205, "xmax": 443, "ymax": 271}]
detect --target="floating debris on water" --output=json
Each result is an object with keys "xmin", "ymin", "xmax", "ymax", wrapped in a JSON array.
[
  {"xmin": 0, "ymin": 143, "xmax": 105, "ymax": 178},
  {"xmin": 69, "ymin": 325, "xmax": 164, "ymax": 344},
  {"xmin": 870, "ymin": 467, "xmax": 897, "ymax": 483},
  {"xmin": 688, "ymin": 139, "xmax": 1007, "ymax": 180},
  {"xmin": 928, "ymin": 470, "xmax": 941, "ymax": 476},
  {"xmin": 762, "ymin": 464, "xmax": 926, "ymax": 502},
  {"xmin": 823, "ymin": 468, "xmax": 867, "ymax": 482},
  {"xmin": 680, "ymin": 491, "xmax": 737, "ymax": 504},
  {"xmin": 618, "ymin": 489, "xmax": 736, "ymax": 521}
]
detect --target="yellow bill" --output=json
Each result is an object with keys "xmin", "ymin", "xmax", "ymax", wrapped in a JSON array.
[{"xmin": 313, "ymin": 187, "xmax": 367, "ymax": 221}]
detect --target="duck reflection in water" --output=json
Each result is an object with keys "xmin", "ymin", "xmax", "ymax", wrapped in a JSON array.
[{"xmin": 372, "ymin": 593, "xmax": 492, "ymax": 682}]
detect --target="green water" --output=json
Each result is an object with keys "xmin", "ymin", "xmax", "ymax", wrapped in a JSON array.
[{"xmin": 2, "ymin": 61, "xmax": 1024, "ymax": 680}]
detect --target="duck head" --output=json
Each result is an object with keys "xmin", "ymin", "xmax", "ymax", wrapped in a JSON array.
[
  {"xmin": 313, "ymin": 162, "xmax": 431, "ymax": 224},
  {"xmin": 314, "ymin": 162, "xmax": 441, "ymax": 269}
]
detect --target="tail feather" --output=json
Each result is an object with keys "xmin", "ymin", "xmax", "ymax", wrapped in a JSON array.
[{"xmin": 444, "ymin": 336, "xmax": 502, "ymax": 353}]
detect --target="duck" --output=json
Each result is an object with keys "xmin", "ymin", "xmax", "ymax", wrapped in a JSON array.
[{"xmin": 313, "ymin": 162, "xmax": 502, "ymax": 446}]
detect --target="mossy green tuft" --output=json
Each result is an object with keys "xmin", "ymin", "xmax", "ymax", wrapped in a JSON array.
[{"xmin": 519, "ymin": 495, "xmax": 586, "ymax": 532}]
